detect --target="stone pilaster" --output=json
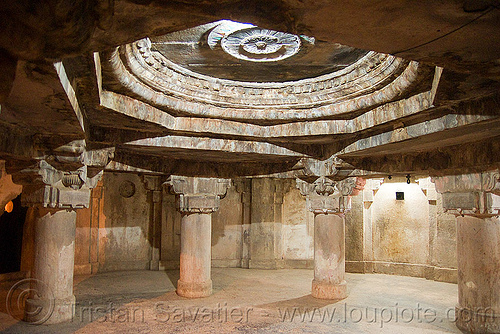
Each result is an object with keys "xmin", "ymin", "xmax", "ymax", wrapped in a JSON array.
[
  {"xmin": 142, "ymin": 175, "xmax": 164, "ymax": 271},
  {"xmin": 417, "ymin": 177, "xmax": 458, "ymax": 283},
  {"xmin": 364, "ymin": 179, "xmax": 383, "ymax": 270},
  {"xmin": 166, "ymin": 176, "xmax": 231, "ymax": 298},
  {"xmin": 297, "ymin": 176, "xmax": 364, "ymax": 300},
  {"xmin": 432, "ymin": 171, "xmax": 500, "ymax": 334},
  {"xmin": 234, "ymin": 179, "xmax": 252, "ymax": 269},
  {"xmin": 89, "ymin": 180, "xmax": 103, "ymax": 274},
  {"xmin": 18, "ymin": 160, "xmax": 101, "ymax": 324},
  {"xmin": 248, "ymin": 178, "xmax": 291, "ymax": 269}
]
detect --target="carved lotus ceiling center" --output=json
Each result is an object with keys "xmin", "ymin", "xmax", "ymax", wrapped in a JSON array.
[
  {"xmin": 221, "ymin": 27, "xmax": 301, "ymax": 62},
  {"xmin": 151, "ymin": 20, "xmax": 368, "ymax": 83}
]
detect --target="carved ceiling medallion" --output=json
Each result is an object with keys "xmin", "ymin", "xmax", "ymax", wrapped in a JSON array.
[{"xmin": 221, "ymin": 27, "xmax": 301, "ymax": 62}]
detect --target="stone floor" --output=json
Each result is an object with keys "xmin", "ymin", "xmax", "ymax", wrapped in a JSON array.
[{"xmin": 0, "ymin": 269, "xmax": 461, "ymax": 333}]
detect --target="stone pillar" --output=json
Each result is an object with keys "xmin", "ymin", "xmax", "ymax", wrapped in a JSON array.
[
  {"xmin": 433, "ymin": 171, "xmax": 500, "ymax": 333},
  {"xmin": 178, "ymin": 212, "xmax": 212, "ymax": 298},
  {"xmin": 167, "ymin": 176, "xmax": 231, "ymax": 298},
  {"xmin": 312, "ymin": 211, "xmax": 346, "ymax": 299},
  {"xmin": 19, "ymin": 160, "xmax": 101, "ymax": 324},
  {"xmin": 26, "ymin": 208, "xmax": 77, "ymax": 324},
  {"xmin": 297, "ymin": 176, "xmax": 364, "ymax": 300}
]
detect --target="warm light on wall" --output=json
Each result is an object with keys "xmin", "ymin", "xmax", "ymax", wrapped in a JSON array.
[{"xmin": 4, "ymin": 200, "xmax": 14, "ymax": 213}]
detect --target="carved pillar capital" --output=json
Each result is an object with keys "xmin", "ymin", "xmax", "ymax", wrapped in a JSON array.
[
  {"xmin": 431, "ymin": 170, "xmax": 500, "ymax": 217},
  {"xmin": 296, "ymin": 176, "xmax": 365, "ymax": 214},
  {"xmin": 165, "ymin": 176, "xmax": 231, "ymax": 214},
  {"xmin": 18, "ymin": 160, "xmax": 102, "ymax": 209}
]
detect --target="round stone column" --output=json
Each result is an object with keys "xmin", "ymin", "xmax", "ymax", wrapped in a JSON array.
[
  {"xmin": 297, "ymin": 176, "xmax": 363, "ymax": 301},
  {"xmin": 25, "ymin": 207, "xmax": 77, "ymax": 324},
  {"xmin": 166, "ymin": 176, "xmax": 231, "ymax": 299},
  {"xmin": 456, "ymin": 215, "xmax": 500, "ymax": 333},
  {"xmin": 177, "ymin": 212, "xmax": 213, "ymax": 298},
  {"xmin": 17, "ymin": 159, "xmax": 101, "ymax": 324},
  {"xmin": 312, "ymin": 212, "xmax": 347, "ymax": 299},
  {"xmin": 432, "ymin": 171, "xmax": 500, "ymax": 334}
]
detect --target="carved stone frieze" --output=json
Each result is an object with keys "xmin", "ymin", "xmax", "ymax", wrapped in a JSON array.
[
  {"xmin": 482, "ymin": 170, "xmax": 500, "ymax": 194},
  {"xmin": 129, "ymin": 39, "xmax": 413, "ymax": 107}
]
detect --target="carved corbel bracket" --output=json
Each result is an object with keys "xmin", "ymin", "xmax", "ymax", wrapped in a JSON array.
[
  {"xmin": 142, "ymin": 175, "xmax": 165, "ymax": 191},
  {"xmin": 142, "ymin": 175, "xmax": 165, "ymax": 204},
  {"xmin": 81, "ymin": 147, "xmax": 115, "ymax": 178},
  {"xmin": 431, "ymin": 170, "xmax": 500, "ymax": 217},
  {"xmin": 17, "ymin": 160, "xmax": 103, "ymax": 209},
  {"xmin": 297, "ymin": 176, "xmax": 365, "ymax": 214}
]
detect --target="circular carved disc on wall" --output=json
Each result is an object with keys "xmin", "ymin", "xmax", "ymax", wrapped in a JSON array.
[{"xmin": 119, "ymin": 180, "xmax": 136, "ymax": 198}]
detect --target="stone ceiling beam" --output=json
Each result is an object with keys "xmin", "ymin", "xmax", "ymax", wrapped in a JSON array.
[
  {"xmin": 123, "ymin": 136, "xmax": 305, "ymax": 158},
  {"xmin": 339, "ymin": 113, "xmax": 500, "ymax": 158},
  {"xmin": 108, "ymin": 150, "xmax": 300, "ymax": 178},
  {"xmin": 340, "ymin": 136, "xmax": 500, "ymax": 176}
]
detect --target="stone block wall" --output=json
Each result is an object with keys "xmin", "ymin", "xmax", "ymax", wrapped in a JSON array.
[
  {"xmin": 211, "ymin": 186, "xmax": 244, "ymax": 268},
  {"xmin": 281, "ymin": 187, "xmax": 314, "ymax": 268},
  {"xmin": 73, "ymin": 173, "xmax": 151, "ymax": 274},
  {"xmin": 345, "ymin": 177, "xmax": 457, "ymax": 283}
]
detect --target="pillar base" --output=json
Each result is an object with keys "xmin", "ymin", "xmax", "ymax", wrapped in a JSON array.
[
  {"xmin": 176, "ymin": 279, "xmax": 212, "ymax": 298},
  {"xmin": 25, "ymin": 295, "xmax": 75, "ymax": 324},
  {"xmin": 456, "ymin": 306, "xmax": 500, "ymax": 334},
  {"xmin": 311, "ymin": 279, "xmax": 347, "ymax": 300}
]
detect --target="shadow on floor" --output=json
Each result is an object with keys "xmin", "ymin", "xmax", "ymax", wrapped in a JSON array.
[
  {"xmin": 256, "ymin": 294, "xmax": 341, "ymax": 310},
  {"xmin": 164, "ymin": 269, "xmax": 179, "ymax": 289}
]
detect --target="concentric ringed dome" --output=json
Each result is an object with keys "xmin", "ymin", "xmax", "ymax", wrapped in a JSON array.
[{"xmin": 103, "ymin": 21, "xmax": 429, "ymax": 124}]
